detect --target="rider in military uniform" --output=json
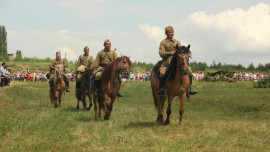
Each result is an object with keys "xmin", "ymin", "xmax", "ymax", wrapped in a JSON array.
[
  {"xmin": 49, "ymin": 51, "xmax": 70, "ymax": 92},
  {"xmin": 92, "ymin": 39, "xmax": 123, "ymax": 97},
  {"xmin": 158, "ymin": 26, "xmax": 197, "ymax": 96},
  {"xmin": 75, "ymin": 46, "xmax": 94, "ymax": 92}
]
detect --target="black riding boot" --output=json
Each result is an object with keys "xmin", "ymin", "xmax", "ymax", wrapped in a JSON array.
[
  {"xmin": 188, "ymin": 75, "xmax": 197, "ymax": 95},
  {"xmin": 95, "ymin": 80, "xmax": 101, "ymax": 96},
  {"xmin": 65, "ymin": 80, "xmax": 70, "ymax": 92},
  {"xmin": 158, "ymin": 77, "xmax": 166, "ymax": 97},
  {"xmin": 49, "ymin": 80, "xmax": 54, "ymax": 91}
]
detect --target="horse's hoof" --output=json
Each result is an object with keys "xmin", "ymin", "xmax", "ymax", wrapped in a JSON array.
[
  {"xmin": 164, "ymin": 120, "xmax": 170, "ymax": 125},
  {"xmin": 156, "ymin": 119, "xmax": 164, "ymax": 125},
  {"xmin": 104, "ymin": 115, "xmax": 109, "ymax": 120}
]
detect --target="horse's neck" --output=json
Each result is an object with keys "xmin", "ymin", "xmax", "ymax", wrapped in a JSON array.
[
  {"xmin": 172, "ymin": 67, "xmax": 186, "ymax": 84},
  {"xmin": 109, "ymin": 64, "xmax": 117, "ymax": 82}
]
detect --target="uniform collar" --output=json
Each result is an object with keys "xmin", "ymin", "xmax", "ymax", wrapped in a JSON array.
[
  {"xmin": 56, "ymin": 58, "xmax": 61, "ymax": 61},
  {"xmin": 103, "ymin": 48, "xmax": 110, "ymax": 52},
  {"xmin": 166, "ymin": 38, "xmax": 175, "ymax": 43},
  {"xmin": 83, "ymin": 53, "xmax": 89, "ymax": 56}
]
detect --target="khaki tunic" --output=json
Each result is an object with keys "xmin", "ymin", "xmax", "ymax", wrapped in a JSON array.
[
  {"xmin": 93, "ymin": 49, "xmax": 118, "ymax": 80},
  {"xmin": 75, "ymin": 54, "xmax": 94, "ymax": 80},
  {"xmin": 49, "ymin": 58, "xmax": 68, "ymax": 80},
  {"xmin": 159, "ymin": 38, "xmax": 181, "ymax": 77},
  {"xmin": 75, "ymin": 54, "xmax": 94, "ymax": 70}
]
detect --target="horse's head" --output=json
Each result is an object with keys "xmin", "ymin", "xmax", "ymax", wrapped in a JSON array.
[
  {"xmin": 55, "ymin": 64, "xmax": 64, "ymax": 80},
  {"xmin": 175, "ymin": 44, "xmax": 191, "ymax": 74},
  {"xmin": 117, "ymin": 55, "xmax": 132, "ymax": 79}
]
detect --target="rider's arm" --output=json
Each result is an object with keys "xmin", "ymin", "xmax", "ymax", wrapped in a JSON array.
[
  {"xmin": 89, "ymin": 56, "xmax": 94, "ymax": 68},
  {"xmin": 159, "ymin": 41, "xmax": 171, "ymax": 58},
  {"xmin": 75, "ymin": 56, "xmax": 81, "ymax": 70},
  {"xmin": 93, "ymin": 52, "xmax": 101, "ymax": 70},
  {"xmin": 49, "ymin": 60, "xmax": 55, "ymax": 70}
]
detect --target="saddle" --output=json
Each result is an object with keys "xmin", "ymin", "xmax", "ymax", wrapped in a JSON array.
[
  {"xmin": 153, "ymin": 60, "xmax": 171, "ymax": 82},
  {"xmin": 153, "ymin": 61, "xmax": 162, "ymax": 77}
]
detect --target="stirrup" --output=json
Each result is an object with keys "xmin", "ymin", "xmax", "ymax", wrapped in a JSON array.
[
  {"xmin": 117, "ymin": 92, "xmax": 123, "ymax": 97},
  {"xmin": 189, "ymin": 91, "xmax": 197, "ymax": 95}
]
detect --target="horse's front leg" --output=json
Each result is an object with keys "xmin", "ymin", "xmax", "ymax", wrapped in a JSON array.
[
  {"xmin": 179, "ymin": 93, "xmax": 186, "ymax": 125},
  {"xmin": 86, "ymin": 93, "xmax": 92, "ymax": 110},
  {"xmin": 105, "ymin": 96, "xmax": 116, "ymax": 120},
  {"xmin": 82, "ymin": 94, "xmax": 87, "ymax": 110},
  {"xmin": 58, "ymin": 92, "xmax": 62, "ymax": 107},
  {"xmin": 93, "ymin": 95, "xmax": 98, "ymax": 119},
  {"xmin": 103, "ymin": 95, "xmax": 110, "ymax": 120},
  {"xmin": 164, "ymin": 95, "xmax": 173, "ymax": 125}
]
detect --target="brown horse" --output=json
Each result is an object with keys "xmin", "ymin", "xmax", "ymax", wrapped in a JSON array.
[
  {"xmin": 49, "ymin": 65, "xmax": 66, "ymax": 108},
  {"xmin": 151, "ymin": 45, "xmax": 191, "ymax": 125},
  {"xmin": 94, "ymin": 55, "xmax": 132, "ymax": 120},
  {"xmin": 76, "ymin": 68, "xmax": 94, "ymax": 110}
]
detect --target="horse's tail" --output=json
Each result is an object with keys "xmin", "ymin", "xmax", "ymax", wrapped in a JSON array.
[{"xmin": 151, "ymin": 78, "xmax": 158, "ymax": 108}]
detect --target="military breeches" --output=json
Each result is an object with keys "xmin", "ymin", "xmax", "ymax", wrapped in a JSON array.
[
  {"xmin": 76, "ymin": 73, "xmax": 82, "ymax": 81},
  {"xmin": 95, "ymin": 71, "xmax": 103, "ymax": 80},
  {"xmin": 50, "ymin": 73, "xmax": 68, "ymax": 81},
  {"xmin": 159, "ymin": 62, "xmax": 169, "ymax": 78}
]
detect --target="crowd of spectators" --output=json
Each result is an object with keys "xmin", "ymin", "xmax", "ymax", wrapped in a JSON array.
[
  {"xmin": 125, "ymin": 70, "xmax": 151, "ymax": 82},
  {"xmin": 2, "ymin": 65, "xmax": 269, "ymax": 88},
  {"xmin": 193, "ymin": 71, "xmax": 268, "ymax": 81}
]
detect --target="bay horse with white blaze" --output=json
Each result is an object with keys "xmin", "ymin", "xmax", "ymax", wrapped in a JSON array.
[
  {"xmin": 151, "ymin": 45, "xmax": 191, "ymax": 125},
  {"xmin": 49, "ymin": 64, "xmax": 66, "ymax": 108},
  {"xmin": 94, "ymin": 55, "xmax": 132, "ymax": 120}
]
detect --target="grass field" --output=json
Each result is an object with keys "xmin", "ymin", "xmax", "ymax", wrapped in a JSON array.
[{"xmin": 0, "ymin": 81, "xmax": 269, "ymax": 151}]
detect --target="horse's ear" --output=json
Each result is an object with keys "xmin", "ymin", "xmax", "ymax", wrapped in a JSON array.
[
  {"xmin": 187, "ymin": 44, "xmax": 190, "ymax": 49},
  {"xmin": 128, "ymin": 56, "xmax": 130, "ymax": 59},
  {"xmin": 176, "ymin": 44, "xmax": 179, "ymax": 50}
]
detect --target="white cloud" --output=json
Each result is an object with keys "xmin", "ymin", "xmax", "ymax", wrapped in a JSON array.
[
  {"xmin": 56, "ymin": 0, "xmax": 109, "ymax": 19},
  {"xmin": 7, "ymin": 29, "xmax": 160, "ymax": 65},
  {"xmin": 138, "ymin": 23, "xmax": 164, "ymax": 44},
  {"xmin": 185, "ymin": 2, "xmax": 270, "ymax": 52}
]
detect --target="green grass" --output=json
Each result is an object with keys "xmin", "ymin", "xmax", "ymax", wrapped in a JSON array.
[{"xmin": 0, "ymin": 81, "xmax": 269, "ymax": 151}]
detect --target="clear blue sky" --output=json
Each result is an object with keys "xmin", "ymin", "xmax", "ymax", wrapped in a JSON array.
[{"xmin": 1, "ymin": 0, "xmax": 270, "ymax": 66}]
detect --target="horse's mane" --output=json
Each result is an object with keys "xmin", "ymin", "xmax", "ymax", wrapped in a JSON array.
[
  {"xmin": 167, "ymin": 46, "xmax": 191, "ymax": 81},
  {"xmin": 101, "ymin": 56, "xmax": 132, "ymax": 87}
]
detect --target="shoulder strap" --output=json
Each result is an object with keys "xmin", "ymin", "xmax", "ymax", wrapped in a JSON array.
[{"xmin": 105, "ymin": 51, "xmax": 113, "ymax": 61}]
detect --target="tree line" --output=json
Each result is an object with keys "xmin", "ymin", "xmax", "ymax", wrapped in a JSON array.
[
  {"xmin": 190, "ymin": 61, "xmax": 270, "ymax": 73},
  {"xmin": 0, "ymin": 25, "xmax": 8, "ymax": 61}
]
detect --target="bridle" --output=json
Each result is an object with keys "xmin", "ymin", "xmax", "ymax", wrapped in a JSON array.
[
  {"xmin": 177, "ymin": 52, "xmax": 190, "ymax": 75},
  {"xmin": 115, "ymin": 57, "xmax": 130, "ymax": 82}
]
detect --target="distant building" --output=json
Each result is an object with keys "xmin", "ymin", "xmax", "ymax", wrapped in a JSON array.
[{"xmin": 8, "ymin": 52, "xmax": 25, "ymax": 60}]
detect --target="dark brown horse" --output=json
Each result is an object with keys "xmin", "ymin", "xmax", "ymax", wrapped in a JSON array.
[
  {"xmin": 94, "ymin": 55, "xmax": 132, "ymax": 120},
  {"xmin": 151, "ymin": 45, "xmax": 191, "ymax": 125},
  {"xmin": 76, "ymin": 68, "xmax": 95, "ymax": 110},
  {"xmin": 49, "ymin": 65, "xmax": 66, "ymax": 108}
]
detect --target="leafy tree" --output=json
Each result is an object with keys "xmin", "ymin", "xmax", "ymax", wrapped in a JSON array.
[
  {"xmin": 247, "ymin": 62, "xmax": 255, "ymax": 72},
  {"xmin": 0, "ymin": 25, "xmax": 8, "ymax": 61}
]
